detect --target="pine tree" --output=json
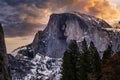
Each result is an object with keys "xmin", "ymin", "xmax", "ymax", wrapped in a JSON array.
[
  {"xmin": 69, "ymin": 40, "xmax": 80, "ymax": 80},
  {"xmin": 79, "ymin": 53, "xmax": 89, "ymax": 80},
  {"xmin": 89, "ymin": 41, "xmax": 101, "ymax": 80},
  {"xmin": 61, "ymin": 40, "xmax": 80, "ymax": 80},
  {"xmin": 76, "ymin": 39, "xmax": 91, "ymax": 80},
  {"xmin": 61, "ymin": 51, "xmax": 73, "ymax": 80},
  {"xmin": 102, "ymin": 44, "xmax": 113, "ymax": 64},
  {"xmin": 81, "ymin": 39, "xmax": 91, "ymax": 73}
]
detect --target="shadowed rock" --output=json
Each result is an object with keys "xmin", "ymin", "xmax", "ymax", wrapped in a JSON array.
[
  {"xmin": 31, "ymin": 12, "xmax": 120, "ymax": 58},
  {"xmin": 0, "ymin": 23, "xmax": 11, "ymax": 80},
  {"xmin": 9, "ymin": 12, "xmax": 120, "ymax": 80},
  {"xmin": 12, "ymin": 12, "xmax": 120, "ymax": 58}
]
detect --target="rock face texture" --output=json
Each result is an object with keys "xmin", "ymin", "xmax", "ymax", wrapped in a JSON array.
[
  {"xmin": 0, "ymin": 24, "xmax": 11, "ymax": 80},
  {"xmin": 31, "ymin": 12, "xmax": 120, "ymax": 58},
  {"xmin": 9, "ymin": 54, "xmax": 62, "ymax": 80},
  {"xmin": 9, "ymin": 12, "xmax": 120, "ymax": 80}
]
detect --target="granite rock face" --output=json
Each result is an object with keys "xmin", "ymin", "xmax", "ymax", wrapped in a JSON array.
[
  {"xmin": 9, "ymin": 54, "xmax": 62, "ymax": 80},
  {"xmin": 0, "ymin": 23, "xmax": 11, "ymax": 80},
  {"xmin": 31, "ymin": 12, "xmax": 120, "ymax": 58},
  {"xmin": 9, "ymin": 12, "xmax": 120, "ymax": 80}
]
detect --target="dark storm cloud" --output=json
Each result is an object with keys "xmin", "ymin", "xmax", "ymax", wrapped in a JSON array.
[
  {"xmin": 0, "ymin": 0, "xmax": 120, "ymax": 37},
  {"xmin": 4, "ymin": 0, "xmax": 51, "ymax": 8},
  {"xmin": 3, "ymin": 0, "xmax": 73, "ymax": 10},
  {"xmin": 1, "ymin": 11, "xmax": 45, "ymax": 37},
  {"xmin": 0, "ymin": 1, "xmax": 47, "ymax": 37},
  {"xmin": 0, "ymin": 0, "xmax": 68, "ymax": 38},
  {"xmin": 0, "ymin": 0, "xmax": 74, "ymax": 38},
  {"xmin": 3, "ymin": 22, "xmax": 45, "ymax": 37}
]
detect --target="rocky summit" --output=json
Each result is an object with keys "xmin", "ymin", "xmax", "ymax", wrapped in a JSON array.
[
  {"xmin": 31, "ymin": 12, "xmax": 120, "ymax": 58},
  {"xmin": 9, "ymin": 12, "xmax": 120, "ymax": 80}
]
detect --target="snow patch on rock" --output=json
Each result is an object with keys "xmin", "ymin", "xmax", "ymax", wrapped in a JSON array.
[{"xmin": 9, "ymin": 53, "xmax": 62, "ymax": 80}]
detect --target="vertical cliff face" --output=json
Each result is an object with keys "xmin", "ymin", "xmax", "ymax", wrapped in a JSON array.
[
  {"xmin": 0, "ymin": 24, "xmax": 11, "ymax": 80},
  {"xmin": 31, "ymin": 13, "xmax": 120, "ymax": 58},
  {"xmin": 9, "ymin": 12, "xmax": 120, "ymax": 80}
]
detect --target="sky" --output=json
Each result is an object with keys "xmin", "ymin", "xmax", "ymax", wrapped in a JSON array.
[{"xmin": 0, "ymin": 0, "xmax": 120, "ymax": 53}]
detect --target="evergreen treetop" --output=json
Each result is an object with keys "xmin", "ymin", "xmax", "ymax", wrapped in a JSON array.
[
  {"xmin": 89, "ymin": 41, "xmax": 101, "ymax": 80},
  {"xmin": 102, "ymin": 44, "xmax": 113, "ymax": 64}
]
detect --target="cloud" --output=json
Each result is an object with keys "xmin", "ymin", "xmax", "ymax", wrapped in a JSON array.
[
  {"xmin": 0, "ymin": 2, "xmax": 47, "ymax": 37},
  {"xmin": 0, "ymin": 0, "xmax": 120, "ymax": 38},
  {"xmin": 4, "ymin": 0, "xmax": 120, "ymax": 24},
  {"xmin": 3, "ymin": 22, "xmax": 45, "ymax": 37},
  {"xmin": 63, "ymin": 0, "xmax": 120, "ymax": 24},
  {"xmin": 5, "ymin": 36, "xmax": 33, "ymax": 52},
  {"xmin": 3, "ymin": 0, "xmax": 120, "ymax": 18}
]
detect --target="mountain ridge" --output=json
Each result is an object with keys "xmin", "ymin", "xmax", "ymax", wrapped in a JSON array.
[
  {"xmin": 9, "ymin": 12, "xmax": 120, "ymax": 80},
  {"xmin": 12, "ymin": 12, "xmax": 120, "ymax": 58},
  {"xmin": 31, "ymin": 12, "xmax": 119, "ymax": 58}
]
